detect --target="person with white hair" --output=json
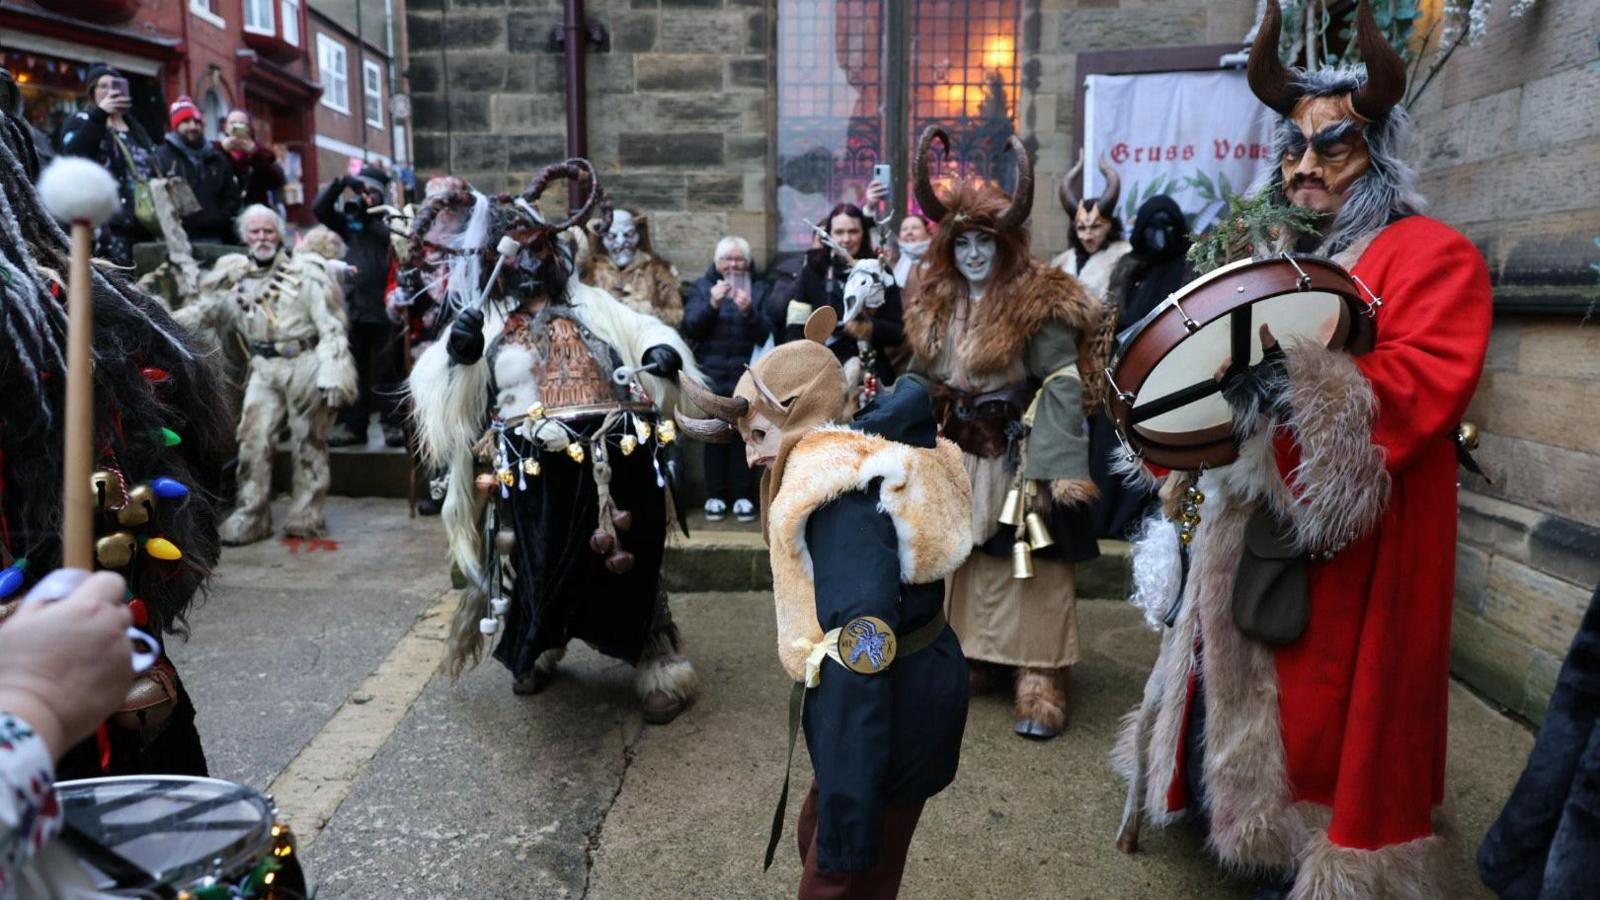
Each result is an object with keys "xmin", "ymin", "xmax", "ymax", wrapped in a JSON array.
[
  {"xmin": 681, "ymin": 235, "xmax": 771, "ymax": 523},
  {"xmin": 175, "ymin": 204, "xmax": 358, "ymax": 544}
]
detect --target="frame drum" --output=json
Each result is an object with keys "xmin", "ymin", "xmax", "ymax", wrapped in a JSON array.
[{"xmin": 1105, "ymin": 254, "xmax": 1376, "ymax": 470}]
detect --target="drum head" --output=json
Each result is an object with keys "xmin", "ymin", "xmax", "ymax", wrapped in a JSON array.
[{"xmin": 56, "ymin": 776, "xmax": 273, "ymax": 890}]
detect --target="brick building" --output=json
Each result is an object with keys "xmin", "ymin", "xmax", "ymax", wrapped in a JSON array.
[{"xmin": 306, "ymin": 0, "xmax": 410, "ymax": 195}]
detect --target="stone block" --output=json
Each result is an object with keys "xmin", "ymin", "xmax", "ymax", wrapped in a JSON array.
[
  {"xmin": 726, "ymin": 134, "xmax": 768, "ymax": 164},
  {"xmin": 688, "ymin": 174, "xmax": 743, "ymax": 209},
  {"xmin": 650, "ymin": 211, "xmax": 730, "ymax": 268},
  {"xmin": 658, "ymin": 12, "xmax": 749, "ymax": 54},
  {"xmin": 412, "ymin": 93, "xmax": 489, "ymax": 131},
  {"xmin": 1529, "ymin": 514, "xmax": 1600, "ymax": 592},
  {"xmin": 746, "ymin": 10, "xmax": 768, "ymax": 53},
  {"xmin": 439, "ymin": 55, "xmax": 514, "ymax": 93},
  {"xmin": 1449, "ymin": 609, "xmax": 1534, "ymax": 717},
  {"xmin": 532, "ymin": 52, "xmax": 636, "ymax": 93},
  {"xmin": 424, "ymin": 14, "xmax": 504, "ymax": 52},
  {"xmin": 636, "ymin": 54, "xmax": 723, "ymax": 92},
  {"xmin": 597, "ymin": 173, "xmax": 687, "ymax": 212},
  {"xmin": 741, "ymin": 172, "xmax": 766, "ymax": 210},
  {"xmin": 412, "ymin": 132, "xmax": 449, "ymax": 170},
  {"xmin": 1442, "ymin": 0, "xmax": 1597, "ymax": 106},
  {"xmin": 1461, "ymin": 88, "xmax": 1523, "ymax": 167},
  {"xmin": 1457, "ymin": 491, "xmax": 1536, "ymax": 558},
  {"xmin": 618, "ymin": 132, "xmax": 724, "ymax": 168},
  {"xmin": 1518, "ymin": 320, "xmax": 1600, "ymax": 380},
  {"xmin": 507, "ymin": 14, "xmax": 560, "ymax": 54},
  {"xmin": 451, "ymin": 133, "xmax": 508, "ymax": 171},
  {"xmin": 727, "ymin": 56, "xmax": 767, "ymax": 90},
  {"xmin": 1483, "ymin": 554, "xmax": 1588, "ymax": 653},
  {"xmin": 492, "ymin": 94, "xmax": 568, "ymax": 133},
  {"xmin": 405, "ymin": 57, "xmax": 442, "ymax": 94},
  {"xmin": 1521, "ymin": 648, "xmax": 1562, "ymax": 725},
  {"xmin": 1059, "ymin": 8, "xmax": 1207, "ymax": 51},
  {"xmin": 655, "ymin": 94, "xmax": 746, "ymax": 128},
  {"xmin": 660, "ymin": 0, "xmax": 724, "ymax": 7},
  {"xmin": 1469, "ymin": 432, "xmax": 1600, "ymax": 530},
  {"xmin": 507, "ymin": 134, "xmax": 568, "ymax": 171},
  {"xmin": 1455, "ymin": 543, "xmax": 1491, "ymax": 615},
  {"xmin": 1483, "ymin": 319, "xmax": 1521, "ymax": 373},
  {"xmin": 1517, "ymin": 65, "xmax": 1600, "ymax": 151},
  {"xmin": 610, "ymin": 13, "xmax": 658, "ymax": 53},
  {"xmin": 1467, "ymin": 372, "xmax": 1600, "ymax": 456}
]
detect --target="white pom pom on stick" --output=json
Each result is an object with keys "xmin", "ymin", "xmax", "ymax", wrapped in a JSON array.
[{"xmin": 37, "ymin": 157, "xmax": 121, "ymax": 227}]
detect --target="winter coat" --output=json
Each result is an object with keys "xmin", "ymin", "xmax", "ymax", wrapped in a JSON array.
[
  {"xmin": 681, "ymin": 264, "xmax": 773, "ymax": 393},
  {"xmin": 155, "ymin": 133, "xmax": 242, "ymax": 244},
  {"xmin": 59, "ymin": 106, "xmax": 156, "ymax": 240},
  {"xmin": 787, "ymin": 251, "xmax": 905, "ymax": 385},
  {"xmin": 222, "ymin": 142, "xmax": 287, "ymax": 208},
  {"xmin": 313, "ymin": 177, "xmax": 394, "ymax": 325}
]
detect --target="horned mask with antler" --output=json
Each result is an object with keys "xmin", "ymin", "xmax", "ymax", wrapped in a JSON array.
[
  {"xmin": 1059, "ymin": 153, "xmax": 1122, "ymax": 256},
  {"xmin": 1250, "ymin": 0, "xmax": 1422, "ymax": 255}
]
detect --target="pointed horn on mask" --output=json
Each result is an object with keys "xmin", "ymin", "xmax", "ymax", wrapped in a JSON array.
[
  {"xmin": 1349, "ymin": 0, "xmax": 1407, "ymax": 121},
  {"xmin": 913, "ymin": 126, "xmax": 951, "ymax": 224},
  {"xmin": 673, "ymin": 410, "xmax": 738, "ymax": 444},
  {"xmin": 679, "ymin": 371, "xmax": 749, "ymax": 425},
  {"xmin": 1059, "ymin": 151, "xmax": 1083, "ymax": 215},
  {"xmin": 1097, "ymin": 154, "xmax": 1122, "ymax": 216},
  {"xmin": 1247, "ymin": 0, "xmax": 1300, "ymax": 117},
  {"xmin": 744, "ymin": 364, "xmax": 789, "ymax": 413},
  {"xmin": 996, "ymin": 134, "xmax": 1035, "ymax": 231}
]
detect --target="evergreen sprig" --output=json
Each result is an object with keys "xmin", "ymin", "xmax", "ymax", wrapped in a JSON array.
[{"xmin": 1187, "ymin": 192, "xmax": 1326, "ymax": 274}]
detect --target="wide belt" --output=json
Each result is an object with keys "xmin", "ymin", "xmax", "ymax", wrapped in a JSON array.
[
  {"xmin": 249, "ymin": 336, "xmax": 318, "ymax": 359},
  {"xmin": 763, "ymin": 610, "xmax": 947, "ymax": 870}
]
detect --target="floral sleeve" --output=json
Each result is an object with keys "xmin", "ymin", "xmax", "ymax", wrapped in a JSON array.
[{"xmin": 0, "ymin": 713, "xmax": 60, "ymax": 896}]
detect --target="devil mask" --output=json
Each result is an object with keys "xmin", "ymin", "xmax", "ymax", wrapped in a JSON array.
[
  {"xmin": 603, "ymin": 209, "xmax": 642, "ymax": 268},
  {"xmin": 1058, "ymin": 153, "xmax": 1123, "ymax": 255}
]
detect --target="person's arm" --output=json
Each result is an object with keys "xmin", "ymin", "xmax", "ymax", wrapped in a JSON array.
[
  {"xmin": 742, "ymin": 280, "xmax": 774, "ymax": 343},
  {"xmin": 0, "ymin": 711, "xmax": 60, "ymax": 885},
  {"xmin": 312, "ymin": 177, "xmax": 350, "ymax": 235},
  {"xmin": 59, "ymin": 108, "xmax": 109, "ymax": 159},
  {"xmin": 302, "ymin": 266, "xmax": 358, "ymax": 407},
  {"xmin": 803, "ymin": 487, "xmax": 901, "ymax": 873},
  {"xmin": 784, "ymin": 255, "xmax": 831, "ymax": 344},
  {"xmin": 867, "ymin": 283, "xmax": 905, "ymax": 349},
  {"xmin": 1021, "ymin": 320, "xmax": 1096, "ymax": 506}
]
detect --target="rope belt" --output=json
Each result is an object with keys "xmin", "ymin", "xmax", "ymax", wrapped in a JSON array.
[{"xmin": 762, "ymin": 609, "xmax": 948, "ymax": 870}]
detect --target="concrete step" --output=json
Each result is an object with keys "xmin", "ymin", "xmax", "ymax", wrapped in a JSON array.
[{"xmin": 662, "ymin": 512, "xmax": 1131, "ymax": 599}]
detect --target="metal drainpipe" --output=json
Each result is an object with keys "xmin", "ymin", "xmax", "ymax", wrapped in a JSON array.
[{"xmin": 561, "ymin": 0, "xmax": 588, "ymax": 211}]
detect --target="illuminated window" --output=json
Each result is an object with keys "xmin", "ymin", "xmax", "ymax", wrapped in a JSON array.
[{"xmin": 909, "ymin": 0, "xmax": 1023, "ymax": 203}]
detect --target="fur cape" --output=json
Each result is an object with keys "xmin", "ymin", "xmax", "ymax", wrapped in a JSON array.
[
  {"xmin": 1049, "ymin": 239, "xmax": 1131, "ymax": 303},
  {"xmin": 904, "ymin": 261, "xmax": 1100, "ymax": 379},
  {"xmin": 766, "ymin": 427, "xmax": 973, "ymax": 682}
]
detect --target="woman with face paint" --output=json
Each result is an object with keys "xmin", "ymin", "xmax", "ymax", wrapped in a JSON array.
[
  {"xmin": 903, "ymin": 129, "xmax": 1101, "ymax": 741},
  {"xmin": 785, "ymin": 202, "xmax": 906, "ymax": 388}
]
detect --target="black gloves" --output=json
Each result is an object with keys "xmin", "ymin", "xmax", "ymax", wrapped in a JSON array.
[
  {"xmin": 1220, "ymin": 342, "xmax": 1288, "ymax": 437},
  {"xmin": 447, "ymin": 306, "xmax": 486, "ymax": 366},
  {"xmin": 642, "ymin": 344, "xmax": 683, "ymax": 381}
]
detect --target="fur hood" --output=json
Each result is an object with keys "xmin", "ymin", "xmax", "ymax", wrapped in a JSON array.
[
  {"xmin": 767, "ymin": 427, "xmax": 973, "ymax": 681},
  {"xmin": 905, "ymin": 261, "xmax": 1100, "ymax": 377}
]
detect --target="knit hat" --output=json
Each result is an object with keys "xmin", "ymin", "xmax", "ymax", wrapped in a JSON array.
[
  {"xmin": 169, "ymin": 95, "xmax": 202, "ymax": 129},
  {"xmin": 83, "ymin": 63, "xmax": 122, "ymax": 100},
  {"xmin": 355, "ymin": 164, "xmax": 390, "ymax": 195}
]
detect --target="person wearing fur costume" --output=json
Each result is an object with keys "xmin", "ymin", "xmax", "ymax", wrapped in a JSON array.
[
  {"xmin": 674, "ymin": 309, "xmax": 971, "ymax": 898},
  {"xmin": 174, "ymin": 204, "xmax": 357, "ymax": 545},
  {"xmin": 902, "ymin": 127, "xmax": 1101, "ymax": 742},
  {"xmin": 1049, "ymin": 152, "xmax": 1131, "ymax": 302},
  {"xmin": 584, "ymin": 207, "xmax": 683, "ymax": 327},
  {"xmin": 408, "ymin": 163, "xmax": 700, "ymax": 724},
  {"xmin": 0, "ymin": 98, "xmax": 230, "ymax": 780},
  {"xmin": 1112, "ymin": 3, "xmax": 1492, "ymax": 897}
]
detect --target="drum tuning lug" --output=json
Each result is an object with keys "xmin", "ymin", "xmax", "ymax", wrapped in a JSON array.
[
  {"xmin": 1167, "ymin": 295, "xmax": 1201, "ymax": 333},
  {"xmin": 1280, "ymin": 251, "xmax": 1313, "ymax": 292},
  {"xmin": 1351, "ymin": 274, "xmax": 1383, "ymax": 317},
  {"xmin": 1103, "ymin": 368, "xmax": 1136, "ymax": 404}
]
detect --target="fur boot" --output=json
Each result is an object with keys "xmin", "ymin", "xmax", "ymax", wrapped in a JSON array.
[
  {"xmin": 513, "ymin": 647, "xmax": 565, "ymax": 696},
  {"xmin": 635, "ymin": 601, "xmax": 698, "ymax": 725},
  {"xmin": 1014, "ymin": 665, "xmax": 1071, "ymax": 740}
]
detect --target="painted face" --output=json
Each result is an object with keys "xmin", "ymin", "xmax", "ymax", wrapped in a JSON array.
[
  {"xmin": 604, "ymin": 209, "xmax": 641, "ymax": 267},
  {"xmin": 1074, "ymin": 205, "xmax": 1114, "ymax": 255},
  {"xmin": 953, "ymin": 230, "xmax": 998, "ymax": 286},
  {"xmin": 740, "ymin": 409, "xmax": 785, "ymax": 469},
  {"xmin": 898, "ymin": 216, "xmax": 929, "ymax": 244},
  {"xmin": 829, "ymin": 212, "xmax": 864, "ymax": 258},
  {"xmin": 1280, "ymin": 95, "xmax": 1371, "ymax": 215},
  {"xmin": 243, "ymin": 215, "xmax": 282, "ymax": 263}
]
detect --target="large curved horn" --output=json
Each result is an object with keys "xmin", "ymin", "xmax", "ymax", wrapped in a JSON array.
[
  {"xmin": 996, "ymin": 134, "xmax": 1034, "ymax": 232},
  {"xmin": 1096, "ymin": 154, "xmax": 1121, "ymax": 216},
  {"xmin": 523, "ymin": 158, "xmax": 600, "ymax": 231},
  {"xmin": 1059, "ymin": 151, "xmax": 1083, "ymax": 215},
  {"xmin": 1349, "ymin": 0, "xmax": 1407, "ymax": 121},
  {"xmin": 1247, "ymin": 0, "xmax": 1300, "ymax": 116},
  {"xmin": 679, "ymin": 371, "xmax": 749, "ymax": 425},
  {"xmin": 912, "ymin": 126, "xmax": 951, "ymax": 224},
  {"xmin": 673, "ymin": 410, "xmax": 737, "ymax": 444}
]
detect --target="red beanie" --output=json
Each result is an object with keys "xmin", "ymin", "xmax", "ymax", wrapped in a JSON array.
[{"xmin": 169, "ymin": 95, "xmax": 201, "ymax": 129}]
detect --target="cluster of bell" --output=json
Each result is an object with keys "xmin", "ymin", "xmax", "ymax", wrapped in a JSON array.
[
  {"xmin": 998, "ymin": 483, "xmax": 1054, "ymax": 581},
  {"xmin": 91, "ymin": 470, "xmax": 186, "ymax": 568}
]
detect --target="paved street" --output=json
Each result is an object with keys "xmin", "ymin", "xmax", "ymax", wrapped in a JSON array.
[{"xmin": 169, "ymin": 497, "xmax": 1535, "ymax": 899}]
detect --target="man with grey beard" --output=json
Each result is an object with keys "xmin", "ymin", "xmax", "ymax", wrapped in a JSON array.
[{"xmin": 176, "ymin": 205, "xmax": 358, "ymax": 544}]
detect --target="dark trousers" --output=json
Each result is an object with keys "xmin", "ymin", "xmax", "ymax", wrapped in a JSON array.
[
  {"xmin": 342, "ymin": 321, "xmax": 405, "ymax": 433},
  {"xmin": 796, "ymin": 779, "xmax": 925, "ymax": 900},
  {"xmin": 703, "ymin": 437, "xmax": 756, "ymax": 504}
]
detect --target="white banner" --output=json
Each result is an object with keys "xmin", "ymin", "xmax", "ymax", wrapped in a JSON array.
[{"xmin": 1083, "ymin": 71, "xmax": 1276, "ymax": 228}]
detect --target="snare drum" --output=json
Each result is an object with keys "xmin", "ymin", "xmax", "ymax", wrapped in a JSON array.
[
  {"xmin": 50, "ymin": 776, "xmax": 307, "ymax": 898},
  {"xmin": 1105, "ymin": 254, "xmax": 1377, "ymax": 470}
]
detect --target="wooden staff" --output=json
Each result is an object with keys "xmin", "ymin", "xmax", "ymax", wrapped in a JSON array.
[{"xmin": 38, "ymin": 159, "xmax": 121, "ymax": 569}]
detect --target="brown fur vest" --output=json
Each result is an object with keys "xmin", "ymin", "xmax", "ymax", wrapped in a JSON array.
[{"xmin": 904, "ymin": 262, "xmax": 1102, "ymax": 379}]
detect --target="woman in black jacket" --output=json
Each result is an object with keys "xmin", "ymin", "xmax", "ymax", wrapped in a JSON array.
[
  {"xmin": 59, "ymin": 64, "xmax": 158, "ymax": 266},
  {"xmin": 681, "ymin": 236, "xmax": 771, "ymax": 523},
  {"xmin": 785, "ymin": 203, "xmax": 905, "ymax": 388}
]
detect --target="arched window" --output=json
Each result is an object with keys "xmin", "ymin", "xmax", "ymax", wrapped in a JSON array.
[{"xmin": 201, "ymin": 89, "xmax": 227, "ymax": 141}]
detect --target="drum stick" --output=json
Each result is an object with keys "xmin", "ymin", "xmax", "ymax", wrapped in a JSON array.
[{"xmin": 38, "ymin": 160, "xmax": 121, "ymax": 570}]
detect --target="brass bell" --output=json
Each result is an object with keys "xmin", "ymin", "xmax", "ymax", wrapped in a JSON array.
[
  {"xmin": 91, "ymin": 470, "xmax": 127, "ymax": 511},
  {"xmin": 1024, "ymin": 511, "xmax": 1055, "ymax": 550},
  {"xmin": 117, "ymin": 484, "xmax": 157, "ymax": 527},
  {"xmin": 1457, "ymin": 421, "xmax": 1481, "ymax": 451},
  {"xmin": 589, "ymin": 531, "xmax": 616, "ymax": 555},
  {"xmin": 1011, "ymin": 540, "xmax": 1035, "ymax": 580},
  {"xmin": 96, "ymin": 532, "xmax": 137, "ymax": 569},
  {"xmin": 611, "ymin": 509, "xmax": 633, "ymax": 533},
  {"xmin": 997, "ymin": 487, "xmax": 1024, "ymax": 527},
  {"xmin": 605, "ymin": 550, "xmax": 636, "ymax": 575}
]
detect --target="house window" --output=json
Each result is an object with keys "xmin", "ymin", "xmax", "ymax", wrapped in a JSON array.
[
  {"xmin": 190, "ymin": 0, "xmax": 225, "ymax": 28},
  {"xmin": 363, "ymin": 60, "xmax": 384, "ymax": 129},
  {"xmin": 244, "ymin": 0, "xmax": 275, "ymax": 35},
  {"xmin": 201, "ymin": 89, "xmax": 227, "ymax": 141},
  {"xmin": 281, "ymin": 0, "xmax": 301, "ymax": 46},
  {"xmin": 317, "ymin": 35, "xmax": 350, "ymax": 114}
]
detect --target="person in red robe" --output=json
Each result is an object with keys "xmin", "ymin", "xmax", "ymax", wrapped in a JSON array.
[{"xmin": 1112, "ymin": 3, "xmax": 1492, "ymax": 897}]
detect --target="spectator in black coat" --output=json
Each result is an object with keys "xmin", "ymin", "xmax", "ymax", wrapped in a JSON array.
[
  {"xmin": 58, "ymin": 63, "xmax": 158, "ymax": 266},
  {"xmin": 785, "ymin": 203, "xmax": 905, "ymax": 388},
  {"xmin": 681, "ymin": 236, "xmax": 771, "ymax": 523},
  {"xmin": 314, "ymin": 165, "xmax": 405, "ymax": 447},
  {"xmin": 155, "ymin": 96, "xmax": 241, "ymax": 245},
  {"xmin": 218, "ymin": 110, "xmax": 286, "ymax": 213}
]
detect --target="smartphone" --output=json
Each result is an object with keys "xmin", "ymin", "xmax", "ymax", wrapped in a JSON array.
[
  {"xmin": 726, "ymin": 270, "xmax": 752, "ymax": 298},
  {"xmin": 108, "ymin": 76, "xmax": 130, "ymax": 98},
  {"xmin": 872, "ymin": 164, "xmax": 893, "ymax": 206}
]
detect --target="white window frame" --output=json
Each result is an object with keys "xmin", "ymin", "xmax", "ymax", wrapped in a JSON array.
[
  {"xmin": 280, "ymin": 0, "xmax": 301, "ymax": 47},
  {"xmin": 317, "ymin": 34, "xmax": 350, "ymax": 115},
  {"xmin": 244, "ymin": 0, "xmax": 276, "ymax": 36},
  {"xmin": 362, "ymin": 60, "xmax": 385, "ymax": 130},
  {"xmin": 189, "ymin": 0, "xmax": 225, "ymax": 29}
]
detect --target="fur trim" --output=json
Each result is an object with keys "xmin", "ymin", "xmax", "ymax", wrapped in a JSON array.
[
  {"xmin": 1050, "ymin": 477, "xmax": 1099, "ymax": 506},
  {"xmin": 767, "ymin": 427, "xmax": 973, "ymax": 681},
  {"xmin": 636, "ymin": 653, "xmax": 700, "ymax": 703},
  {"xmin": 1290, "ymin": 826, "xmax": 1454, "ymax": 900},
  {"xmin": 1276, "ymin": 340, "xmax": 1390, "ymax": 555},
  {"xmin": 1127, "ymin": 513, "xmax": 1182, "ymax": 631},
  {"xmin": 905, "ymin": 262, "xmax": 1099, "ymax": 377},
  {"xmin": 1014, "ymin": 667, "xmax": 1069, "ymax": 731}
]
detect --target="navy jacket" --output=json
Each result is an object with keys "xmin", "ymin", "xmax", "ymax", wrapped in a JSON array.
[
  {"xmin": 801, "ymin": 379, "xmax": 969, "ymax": 872},
  {"xmin": 313, "ymin": 177, "xmax": 393, "ymax": 324},
  {"xmin": 681, "ymin": 264, "xmax": 772, "ymax": 393},
  {"xmin": 155, "ymin": 133, "xmax": 241, "ymax": 244}
]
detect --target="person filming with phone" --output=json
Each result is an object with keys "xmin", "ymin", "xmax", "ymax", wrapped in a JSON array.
[
  {"xmin": 59, "ymin": 63, "xmax": 158, "ymax": 266},
  {"xmin": 218, "ymin": 110, "xmax": 287, "ymax": 216}
]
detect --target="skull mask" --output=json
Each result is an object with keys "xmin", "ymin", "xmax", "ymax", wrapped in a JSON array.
[{"xmin": 603, "ymin": 209, "xmax": 641, "ymax": 268}]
